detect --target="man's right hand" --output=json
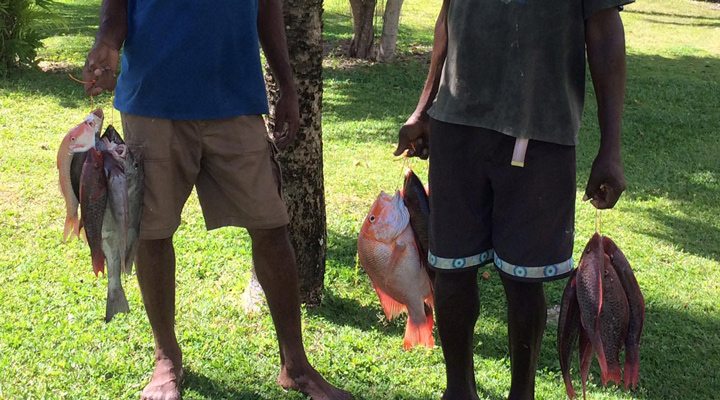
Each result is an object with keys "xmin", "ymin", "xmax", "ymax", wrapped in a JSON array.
[
  {"xmin": 394, "ymin": 114, "xmax": 430, "ymax": 159},
  {"xmin": 83, "ymin": 41, "xmax": 120, "ymax": 96}
]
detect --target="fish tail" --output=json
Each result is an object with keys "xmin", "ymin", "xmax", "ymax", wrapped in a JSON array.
[
  {"xmin": 63, "ymin": 214, "xmax": 79, "ymax": 242},
  {"xmin": 92, "ymin": 251, "xmax": 106, "ymax": 276},
  {"xmin": 402, "ymin": 307, "xmax": 434, "ymax": 350},
  {"xmin": 623, "ymin": 349, "xmax": 640, "ymax": 389},
  {"xmin": 602, "ymin": 363, "xmax": 623, "ymax": 387},
  {"xmin": 105, "ymin": 287, "xmax": 129, "ymax": 322},
  {"xmin": 563, "ymin": 374, "xmax": 576, "ymax": 399},
  {"xmin": 123, "ymin": 240, "xmax": 138, "ymax": 275}
]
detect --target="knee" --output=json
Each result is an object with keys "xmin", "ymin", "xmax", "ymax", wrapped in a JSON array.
[
  {"xmin": 434, "ymin": 269, "xmax": 480, "ymax": 311},
  {"xmin": 247, "ymin": 225, "xmax": 291, "ymax": 250}
]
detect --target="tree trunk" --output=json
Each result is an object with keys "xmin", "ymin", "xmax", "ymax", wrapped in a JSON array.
[
  {"xmin": 349, "ymin": 0, "xmax": 376, "ymax": 59},
  {"xmin": 377, "ymin": 0, "xmax": 403, "ymax": 62},
  {"xmin": 263, "ymin": 0, "xmax": 326, "ymax": 306}
]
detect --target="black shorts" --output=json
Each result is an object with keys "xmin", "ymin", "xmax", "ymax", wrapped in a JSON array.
[{"xmin": 427, "ymin": 119, "xmax": 576, "ymax": 282}]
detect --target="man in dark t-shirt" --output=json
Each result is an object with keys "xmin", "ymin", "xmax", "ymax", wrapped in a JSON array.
[{"xmin": 395, "ymin": 0, "xmax": 631, "ymax": 398}]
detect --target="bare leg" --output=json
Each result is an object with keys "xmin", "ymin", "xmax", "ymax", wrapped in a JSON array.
[
  {"xmin": 501, "ymin": 275, "xmax": 546, "ymax": 400},
  {"xmin": 435, "ymin": 269, "xmax": 481, "ymax": 400},
  {"xmin": 136, "ymin": 238, "xmax": 183, "ymax": 400},
  {"xmin": 247, "ymin": 226, "xmax": 352, "ymax": 400}
]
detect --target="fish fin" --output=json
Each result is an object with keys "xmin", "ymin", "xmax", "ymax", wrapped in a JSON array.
[
  {"xmin": 558, "ymin": 272, "xmax": 579, "ymax": 399},
  {"xmin": 105, "ymin": 287, "xmax": 129, "ymax": 322},
  {"xmin": 579, "ymin": 328, "xmax": 592, "ymax": 400},
  {"xmin": 372, "ymin": 283, "xmax": 406, "ymax": 321},
  {"xmin": 402, "ymin": 306, "xmax": 434, "ymax": 350},
  {"xmin": 389, "ymin": 240, "xmax": 409, "ymax": 269}
]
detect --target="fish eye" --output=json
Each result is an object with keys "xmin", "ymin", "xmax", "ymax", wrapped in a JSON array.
[
  {"xmin": 70, "ymin": 137, "xmax": 76, "ymax": 141},
  {"xmin": 369, "ymin": 215, "xmax": 376, "ymax": 223}
]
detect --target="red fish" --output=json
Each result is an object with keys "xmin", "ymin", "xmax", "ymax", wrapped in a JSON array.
[
  {"xmin": 80, "ymin": 147, "xmax": 107, "ymax": 276},
  {"xmin": 557, "ymin": 233, "xmax": 645, "ymax": 399},
  {"xmin": 603, "ymin": 236, "xmax": 645, "ymax": 389},
  {"xmin": 401, "ymin": 168, "xmax": 430, "ymax": 260},
  {"xmin": 358, "ymin": 191, "xmax": 434, "ymax": 349},
  {"xmin": 598, "ymin": 253, "xmax": 629, "ymax": 386},
  {"xmin": 558, "ymin": 269, "xmax": 580, "ymax": 399},
  {"xmin": 575, "ymin": 233, "xmax": 608, "ymax": 377},
  {"xmin": 57, "ymin": 109, "xmax": 103, "ymax": 241}
]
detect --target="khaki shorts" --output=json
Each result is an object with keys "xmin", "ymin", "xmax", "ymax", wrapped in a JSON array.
[{"xmin": 122, "ymin": 113, "xmax": 289, "ymax": 240}]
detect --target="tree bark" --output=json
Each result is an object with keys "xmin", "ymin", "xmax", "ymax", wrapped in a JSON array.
[
  {"xmin": 377, "ymin": 0, "xmax": 403, "ymax": 62},
  {"xmin": 263, "ymin": 0, "xmax": 326, "ymax": 306},
  {"xmin": 349, "ymin": 0, "xmax": 377, "ymax": 59}
]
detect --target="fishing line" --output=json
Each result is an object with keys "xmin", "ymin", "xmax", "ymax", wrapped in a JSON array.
[
  {"xmin": 67, "ymin": 73, "xmax": 96, "ymax": 111},
  {"xmin": 394, "ymin": 149, "xmax": 411, "ymax": 191},
  {"xmin": 595, "ymin": 208, "xmax": 602, "ymax": 235}
]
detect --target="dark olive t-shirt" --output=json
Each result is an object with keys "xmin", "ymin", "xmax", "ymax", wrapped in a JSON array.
[{"xmin": 428, "ymin": 0, "xmax": 633, "ymax": 146}]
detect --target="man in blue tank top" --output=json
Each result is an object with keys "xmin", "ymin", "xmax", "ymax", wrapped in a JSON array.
[
  {"xmin": 395, "ymin": 0, "xmax": 632, "ymax": 399},
  {"xmin": 83, "ymin": 1, "xmax": 352, "ymax": 399}
]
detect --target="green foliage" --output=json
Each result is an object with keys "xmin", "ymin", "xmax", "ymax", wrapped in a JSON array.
[
  {"xmin": 0, "ymin": 0, "xmax": 718, "ymax": 399},
  {"xmin": 0, "ymin": 0, "xmax": 55, "ymax": 73}
]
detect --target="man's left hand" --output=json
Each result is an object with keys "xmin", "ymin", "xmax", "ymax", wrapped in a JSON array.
[
  {"xmin": 584, "ymin": 152, "xmax": 626, "ymax": 209},
  {"xmin": 271, "ymin": 88, "xmax": 300, "ymax": 150}
]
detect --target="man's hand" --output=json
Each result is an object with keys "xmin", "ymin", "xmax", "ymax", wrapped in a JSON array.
[
  {"xmin": 83, "ymin": 41, "xmax": 119, "ymax": 96},
  {"xmin": 394, "ymin": 114, "xmax": 430, "ymax": 159},
  {"xmin": 584, "ymin": 151, "xmax": 626, "ymax": 209},
  {"xmin": 271, "ymin": 88, "xmax": 300, "ymax": 150}
]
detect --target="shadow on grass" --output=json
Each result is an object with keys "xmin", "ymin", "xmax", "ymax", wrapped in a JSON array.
[
  {"xmin": 625, "ymin": 8, "xmax": 720, "ymax": 21},
  {"xmin": 1, "ymin": 67, "xmax": 93, "ymax": 109},
  {"xmin": 182, "ymin": 368, "xmax": 266, "ymax": 399},
  {"xmin": 577, "ymin": 54, "xmax": 720, "ymax": 261},
  {"xmin": 36, "ymin": 1, "xmax": 100, "ymax": 38}
]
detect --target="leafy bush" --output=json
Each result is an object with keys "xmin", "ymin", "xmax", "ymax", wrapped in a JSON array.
[{"xmin": 0, "ymin": 0, "xmax": 55, "ymax": 73}]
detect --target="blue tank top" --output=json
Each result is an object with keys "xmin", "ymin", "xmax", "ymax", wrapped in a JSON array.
[{"xmin": 115, "ymin": 0, "xmax": 269, "ymax": 120}]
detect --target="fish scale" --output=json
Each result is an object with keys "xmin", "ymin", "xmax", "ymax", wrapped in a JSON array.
[
  {"xmin": 603, "ymin": 236, "xmax": 645, "ymax": 389},
  {"xmin": 357, "ymin": 191, "xmax": 434, "ymax": 350},
  {"xmin": 80, "ymin": 147, "xmax": 107, "ymax": 276},
  {"xmin": 557, "ymin": 233, "xmax": 646, "ymax": 399},
  {"xmin": 558, "ymin": 269, "xmax": 580, "ymax": 399},
  {"xmin": 598, "ymin": 253, "xmax": 629, "ymax": 386},
  {"xmin": 575, "ymin": 233, "xmax": 608, "ymax": 377}
]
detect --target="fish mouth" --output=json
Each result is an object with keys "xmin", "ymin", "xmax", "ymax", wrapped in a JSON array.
[{"xmin": 91, "ymin": 108, "xmax": 104, "ymax": 119}]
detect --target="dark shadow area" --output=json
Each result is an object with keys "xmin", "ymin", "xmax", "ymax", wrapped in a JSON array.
[
  {"xmin": 625, "ymin": 8, "xmax": 720, "ymax": 21},
  {"xmin": 309, "ymin": 287, "xmax": 405, "ymax": 335},
  {"xmin": 0, "ymin": 67, "xmax": 96, "ymax": 109},
  {"xmin": 640, "ymin": 17, "xmax": 720, "ymax": 28},
  {"xmin": 538, "ymin": 303, "xmax": 720, "ymax": 400},
  {"xmin": 326, "ymin": 229, "xmax": 360, "ymax": 270},
  {"xmin": 576, "ymin": 54, "xmax": 719, "ymax": 261},
  {"xmin": 181, "ymin": 368, "xmax": 265, "ymax": 400},
  {"xmin": 35, "ymin": 2, "xmax": 100, "ymax": 38}
]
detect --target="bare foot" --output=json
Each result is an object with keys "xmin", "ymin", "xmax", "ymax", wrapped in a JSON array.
[
  {"xmin": 141, "ymin": 357, "xmax": 183, "ymax": 400},
  {"xmin": 278, "ymin": 365, "xmax": 353, "ymax": 400}
]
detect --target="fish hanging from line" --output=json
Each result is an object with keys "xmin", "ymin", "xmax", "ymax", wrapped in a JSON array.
[
  {"xmin": 357, "ymin": 190, "xmax": 435, "ymax": 350},
  {"xmin": 557, "ymin": 233, "xmax": 645, "ymax": 399}
]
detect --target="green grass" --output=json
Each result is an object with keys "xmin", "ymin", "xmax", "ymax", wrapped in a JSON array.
[{"xmin": 1, "ymin": 0, "xmax": 719, "ymax": 399}]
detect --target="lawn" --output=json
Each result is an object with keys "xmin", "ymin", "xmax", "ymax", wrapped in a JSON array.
[{"xmin": 0, "ymin": 0, "xmax": 719, "ymax": 399}]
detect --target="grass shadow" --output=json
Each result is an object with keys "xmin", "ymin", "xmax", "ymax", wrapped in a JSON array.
[
  {"xmin": 1, "ymin": 67, "xmax": 95, "ymax": 109},
  {"xmin": 35, "ymin": 1, "xmax": 100, "ymax": 38},
  {"xmin": 181, "ymin": 368, "xmax": 267, "ymax": 400},
  {"xmin": 577, "ymin": 54, "xmax": 720, "ymax": 261}
]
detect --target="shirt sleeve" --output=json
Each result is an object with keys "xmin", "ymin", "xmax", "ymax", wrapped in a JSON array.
[{"xmin": 583, "ymin": 0, "xmax": 635, "ymax": 20}]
